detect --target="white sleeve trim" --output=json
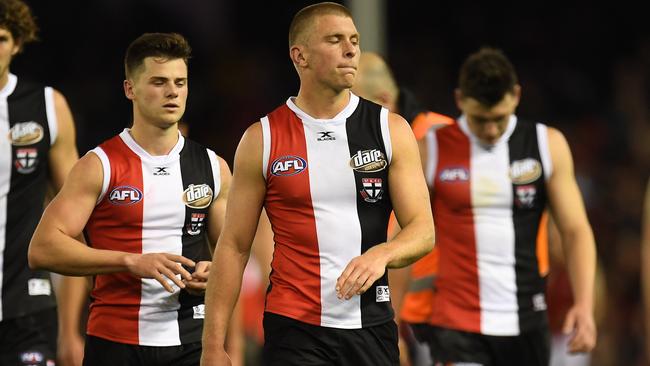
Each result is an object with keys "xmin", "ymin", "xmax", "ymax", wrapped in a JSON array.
[
  {"xmin": 536, "ymin": 123, "xmax": 553, "ymax": 181},
  {"xmin": 44, "ymin": 87, "xmax": 58, "ymax": 146},
  {"xmin": 261, "ymin": 117, "xmax": 271, "ymax": 180},
  {"xmin": 380, "ymin": 107, "xmax": 392, "ymax": 163},
  {"xmin": 425, "ymin": 128, "xmax": 438, "ymax": 188},
  {"xmin": 207, "ymin": 149, "xmax": 221, "ymax": 198},
  {"xmin": 88, "ymin": 148, "xmax": 110, "ymax": 205}
]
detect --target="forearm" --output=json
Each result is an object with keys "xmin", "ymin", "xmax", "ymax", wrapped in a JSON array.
[
  {"xmin": 57, "ymin": 275, "xmax": 90, "ymax": 337},
  {"xmin": 29, "ymin": 230, "xmax": 131, "ymax": 275},
  {"xmin": 384, "ymin": 217, "xmax": 434, "ymax": 269},
  {"xmin": 202, "ymin": 241, "xmax": 250, "ymax": 351},
  {"xmin": 562, "ymin": 228, "xmax": 596, "ymax": 309}
]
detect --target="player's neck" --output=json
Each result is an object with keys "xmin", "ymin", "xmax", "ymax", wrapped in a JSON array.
[
  {"xmin": 128, "ymin": 121, "xmax": 180, "ymax": 156},
  {"xmin": 294, "ymin": 87, "xmax": 351, "ymax": 120},
  {"xmin": 0, "ymin": 69, "xmax": 10, "ymax": 91}
]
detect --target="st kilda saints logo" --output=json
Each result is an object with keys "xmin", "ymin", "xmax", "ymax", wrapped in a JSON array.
[
  {"xmin": 183, "ymin": 184, "xmax": 213, "ymax": 209},
  {"xmin": 15, "ymin": 148, "xmax": 39, "ymax": 174},
  {"xmin": 9, "ymin": 122, "xmax": 44, "ymax": 146},
  {"xmin": 349, "ymin": 149, "xmax": 387, "ymax": 173},
  {"xmin": 187, "ymin": 212, "xmax": 206, "ymax": 235},
  {"xmin": 360, "ymin": 178, "xmax": 383, "ymax": 203}
]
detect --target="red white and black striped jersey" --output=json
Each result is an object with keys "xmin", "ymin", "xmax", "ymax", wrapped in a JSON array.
[
  {"xmin": 261, "ymin": 93, "xmax": 394, "ymax": 329},
  {"xmin": 426, "ymin": 115, "xmax": 552, "ymax": 336},
  {"xmin": 85, "ymin": 129, "xmax": 220, "ymax": 346},
  {"xmin": 0, "ymin": 74, "xmax": 58, "ymax": 321}
]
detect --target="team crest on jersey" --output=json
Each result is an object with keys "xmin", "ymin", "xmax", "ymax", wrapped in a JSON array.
[
  {"xmin": 14, "ymin": 148, "xmax": 39, "ymax": 174},
  {"xmin": 515, "ymin": 184, "xmax": 537, "ymax": 208},
  {"xmin": 271, "ymin": 155, "xmax": 307, "ymax": 176},
  {"xmin": 360, "ymin": 178, "xmax": 383, "ymax": 203},
  {"xmin": 510, "ymin": 158, "xmax": 542, "ymax": 184},
  {"xmin": 183, "ymin": 184, "xmax": 213, "ymax": 209},
  {"xmin": 9, "ymin": 121, "xmax": 44, "ymax": 146},
  {"xmin": 187, "ymin": 212, "xmax": 206, "ymax": 235},
  {"xmin": 20, "ymin": 351, "xmax": 43, "ymax": 364},
  {"xmin": 350, "ymin": 149, "xmax": 387, "ymax": 172},
  {"xmin": 109, "ymin": 186, "xmax": 143, "ymax": 205},
  {"xmin": 439, "ymin": 167, "xmax": 469, "ymax": 182}
]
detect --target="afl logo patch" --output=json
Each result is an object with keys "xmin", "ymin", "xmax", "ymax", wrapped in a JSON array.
[
  {"xmin": 183, "ymin": 184, "xmax": 213, "ymax": 209},
  {"xmin": 510, "ymin": 158, "xmax": 542, "ymax": 185},
  {"xmin": 108, "ymin": 186, "xmax": 142, "ymax": 205},
  {"xmin": 271, "ymin": 155, "xmax": 307, "ymax": 176},
  {"xmin": 439, "ymin": 167, "xmax": 469, "ymax": 182},
  {"xmin": 350, "ymin": 149, "xmax": 387, "ymax": 172},
  {"xmin": 9, "ymin": 121, "xmax": 44, "ymax": 146}
]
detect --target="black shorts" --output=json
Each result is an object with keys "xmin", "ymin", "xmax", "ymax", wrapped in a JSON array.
[
  {"xmin": 0, "ymin": 307, "xmax": 57, "ymax": 366},
  {"xmin": 263, "ymin": 312, "xmax": 399, "ymax": 366},
  {"xmin": 426, "ymin": 325, "xmax": 550, "ymax": 366},
  {"xmin": 82, "ymin": 335, "xmax": 201, "ymax": 366}
]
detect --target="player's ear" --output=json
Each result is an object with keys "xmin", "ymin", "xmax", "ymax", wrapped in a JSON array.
[
  {"xmin": 124, "ymin": 79, "xmax": 136, "ymax": 100},
  {"xmin": 290, "ymin": 45, "xmax": 308, "ymax": 68}
]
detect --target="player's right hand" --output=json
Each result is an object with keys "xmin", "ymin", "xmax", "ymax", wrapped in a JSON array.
[{"xmin": 124, "ymin": 253, "xmax": 195, "ymax": 293}]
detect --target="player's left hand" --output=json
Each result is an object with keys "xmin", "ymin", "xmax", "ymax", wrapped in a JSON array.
[
  {"xmin": 336, "ymin": 245, "xmax": 388, "ymax": 300},
  {"xmin": 562, "ymin": 304, "xmax": 596, "ymax": 353},
  {"xmin": 183, "ymin": 261, "xmax": 211, "ymax": 296}
]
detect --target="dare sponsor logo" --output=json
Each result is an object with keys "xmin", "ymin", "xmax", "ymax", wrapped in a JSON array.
[
  {"xmin": 108, "ymin": 186, "xmax": 142, "ymax": 205},
  {"xmin": 439, "ymin": 167, "xmax": 469, "ymax": 182},
  {"xmin": 271, "ymin": 155, "xmax": 307, "ymax": 176},
  {"xmin": 183, "ymin": 184, "xmax": 213, "ymax": 209},
  {"xmin": 9, "ymin": 121, "xmax": 44, "ymax": 146},
  {"xmin": 510, "ymin": 158, "xmax": 542, "ymax": 185},
  {"xmin": 350, "ymin": 149, "xmax": 387, "ymax": 172}
]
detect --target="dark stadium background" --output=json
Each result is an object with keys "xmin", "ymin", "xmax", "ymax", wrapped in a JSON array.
[{"xmin": 13, "ymin": 1, "xmax": 650, "ymax": 364}]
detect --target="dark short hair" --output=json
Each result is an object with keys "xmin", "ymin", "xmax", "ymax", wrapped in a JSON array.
[
  {"xmin": 288, "ymin": 2, "xmax": 352, "ymax": 47},
  {"xmin": 459, "ymin": 47, "xmax": 518, "ymax": 107},
  {"xmin": 0, "ymin": 0, "xmax": 38, "ymax": 49},
  {"xmin": 124, "ymin": 32, "xmax": 192, "ymax": 79}
]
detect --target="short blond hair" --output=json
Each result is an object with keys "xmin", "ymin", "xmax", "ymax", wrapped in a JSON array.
[{"xmin": 288, "ymin": 2, "xmax": 352, "ymax": 47}]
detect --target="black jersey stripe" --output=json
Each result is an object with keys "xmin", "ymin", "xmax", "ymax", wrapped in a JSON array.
[{"xmin": 345, "ymin": 98, "xmax": 394, "ymax": 327}]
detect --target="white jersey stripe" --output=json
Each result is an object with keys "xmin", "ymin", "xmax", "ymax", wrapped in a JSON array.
[
  {"xmin": 471, "ymin": 141, "xmax": 519, "ymax": 335},
  {"xmin": 536, "ymin": 124, "xmax": 553, "ymax": 181},
  {"xmin": 379, "ymin": 107, "xmax": 392, "ymax": 163},
  {"xmin": 44, "ymin": 87, "xmax": 57, "ymax": 146},
  {"xmin": 260, "ymin": 116, "xmax": 271, "ymax": 180},
  {"xmin": 138, "ymin": 158, "xmax": 184, "ymax": 346},
  {"xmin": 302, "ymin": 119, "xmax": 363, "ymax": 328},
  {"xmin": 425, "ymin": 127, "xmax": 438, "ymax": 188},
  {"xmin": 207, "ymin": 149, "xmax": 221, "ymax": 197},
  {"xmin": 0, "ymin": 74, "xmax": 17, "ymax": 321},
  {"xmin": 89, "ymin": 148, "xmax": 111, "ymax": 204}
]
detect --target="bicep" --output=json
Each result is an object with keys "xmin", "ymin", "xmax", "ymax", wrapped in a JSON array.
[
  {"xmin": 218, "ymin": 124, "xmax": 267, "ymax": 252},
  {"xmin": 48, "ymin": 90, "xmax": 79, "ymax": 191},
  {"xmin": 387, "ymin": 114, "xmax": 432, "ymax": 227},
  {"xmin": 207, "ymin": 157, "xmax": 232, "ymax": 247},
  {"xmin": 545, "ymin": 128, "xmax": 589, "ymax": 233},
  {"xmin": 40, "ymin": 154, "xmax": 103, "ymax": 238}
]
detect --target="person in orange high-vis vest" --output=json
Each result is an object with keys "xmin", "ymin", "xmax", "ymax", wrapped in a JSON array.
[{"xmin": 353, "ymin": 52, "xmax": 452, "ymax": 366}]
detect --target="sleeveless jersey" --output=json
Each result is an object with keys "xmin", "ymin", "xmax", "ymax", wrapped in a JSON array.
[
  {"xmin": 261, "ymin": 94, "xmax": 394, "ymax": 329},
  {"xmin": 426, "ymin": 115, "xmax": 551, "ymax": 336},
  {"xmin": 85, "ymin": 129, "xmax": 220, "ymax": 346},
  {"xmin": 0, "ymin": 74, "xmax": 58, "ymax": 321}
]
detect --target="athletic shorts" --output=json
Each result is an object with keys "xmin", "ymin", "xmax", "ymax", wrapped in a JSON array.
[
  {"xmin": 426, "ymin": 325, "xmax": 550, "ymax": 366},
  {"xmin": 82, "ymin": 335, "xmax": 201, "ymax": 366},
  {"xmin": 262, "ymin": 312, "xmax": 399, "ymax": 366},
  {"xmin": 0, "ymin": 307, "xmax": 57, "ymax": 366}
]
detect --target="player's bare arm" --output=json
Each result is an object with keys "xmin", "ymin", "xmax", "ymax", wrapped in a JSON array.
[
  {"xmin": 546, "ymin": 126, "xmax": 597, "ymax": 353},
  {"xmin": 201, "ymin": 122, "xmax": 267, "ymax": 366},
  {"xmin": 336, "ymin": 112, "xmax": 434, "ymax": 300},
  {"xmin": 28, "ymin": 153, "xmax": 195, "ymax": 292}
]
